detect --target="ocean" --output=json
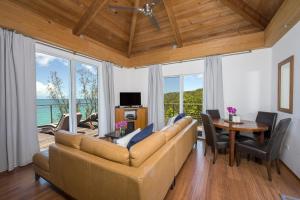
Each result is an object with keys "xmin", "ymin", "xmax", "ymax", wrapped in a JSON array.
[{"xmin": 36, "ymin": 99, "xmax": 97, "ymax": 126}]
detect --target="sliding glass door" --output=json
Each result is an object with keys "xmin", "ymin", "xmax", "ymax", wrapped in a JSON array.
[
  {"xmin": 164, "ymin": 74, "xmax": 203, "ymax": 123},
  {"xmin": 35, "ymin": 47, "xmax": 101, "ymax": 150},
  {"xmin": 164, "ymin": 76, "xmax": 180, "ymax": 123},
  {"xmin": 36, "ymin": 52, "xmax": 71, "ymax": 131},
  {"xmin": 75, "ymin": 62, "xmax": 99, "ymax": 136},
  {"xmin": 183, "ymin": 74, "xmax": 203, "ymax": 122}
]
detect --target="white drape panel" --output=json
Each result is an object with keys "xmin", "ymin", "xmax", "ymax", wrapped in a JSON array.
[
  {"xmin": 203, "ymin": 55, "xmax": 225, "ymax": 118},
  {"xmin": 100, "ymin": 61, "xmax": 115, "ymax": 136},
  {"xmin": 0, "ymin": 28, "xmax": 39, "ymax": 172},
  {"xmin": 148, "ymin": 65, "xmax": 165, "ymax": 131}
]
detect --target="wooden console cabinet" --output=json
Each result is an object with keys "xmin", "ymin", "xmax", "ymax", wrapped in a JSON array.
[{"xmin": 115, "ymin": 107, "xmax": 148, "ymax": 130}]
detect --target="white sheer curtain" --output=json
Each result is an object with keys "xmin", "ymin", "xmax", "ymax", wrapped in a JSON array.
[
  {"xmin": 0, "ymin": 28, "xmax": 39, "ymax": 172},
  {"xmin": 100, "ymin": 61, "xmax": 115, "ymax": 136},
  {"xmin": 203, "ymin": 55, "xmax": 225, "ymax": 118},
  {"xmin": 148, "ymin": 65, "xmax": 165, "ymax": 131}
]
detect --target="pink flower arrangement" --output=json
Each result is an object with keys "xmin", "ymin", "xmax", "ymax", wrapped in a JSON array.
[
  {"xmin": 116, "ymin": 121, "xmax": 127, "ymax": 129},
  {"xmin": 227, "ymin": 106, "xmax": 237, "ymax": 115}
]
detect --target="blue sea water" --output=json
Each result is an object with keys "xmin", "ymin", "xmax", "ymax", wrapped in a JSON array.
[{"xmin": 36, "ymin": 99, "xmax": 97, "ymax": 126}]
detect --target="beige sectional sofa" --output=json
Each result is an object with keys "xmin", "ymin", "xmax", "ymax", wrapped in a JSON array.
[{"xmin": 33, "ymin": 116, "xmax": 198, "ymax": 200}]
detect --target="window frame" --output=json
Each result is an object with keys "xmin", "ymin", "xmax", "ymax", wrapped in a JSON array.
[
  {"xmin": 35, "ymin": 43, "xmax": 102, "ymax": 134},
  {"xmin": 163, "ymin": 73, "xmax": 204, "ymax": 119}
]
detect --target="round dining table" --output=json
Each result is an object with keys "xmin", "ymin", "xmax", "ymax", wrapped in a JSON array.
[{"xmin": 212, "ymin": 119, "xmax": 269, "ymax": 166}]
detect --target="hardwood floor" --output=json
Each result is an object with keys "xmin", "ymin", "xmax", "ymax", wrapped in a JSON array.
[{"xmin": 0, "ymin": 141, "xmax": 299, "ymax": 200}]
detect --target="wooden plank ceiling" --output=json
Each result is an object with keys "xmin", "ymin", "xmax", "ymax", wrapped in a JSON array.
[{"xmin": 10, "ymin": 0, "xmax": 283, "ymax": 59}]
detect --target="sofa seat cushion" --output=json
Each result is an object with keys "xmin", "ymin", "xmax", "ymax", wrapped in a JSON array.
[
  {"xmin": 129, "ymin": 132, "xmax": 166, "ymax": 167},
  {"xmin": 54, "ymin": 130, "xmax": 83, "ymax": 149},
  {"xmin": 80, "ymin": 136, "xmax": 130, "ymax": 166},
  {"xmin": 127, "ymin": 123, "xmax": 154, "ymax": 149},
  {"xmin": 33, "ymin": 150, "xmax": 49, "ymax": 171}
]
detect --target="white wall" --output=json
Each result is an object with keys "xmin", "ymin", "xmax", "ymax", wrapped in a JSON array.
[
  {"xmin": 114, "ymin": 67, "xmax": 148, "ymax": 107},
  {"xmin": 271, "ymin": 21, "xmax": 300, "ymax": 178},
  {"xmin": 161, "ymin": 50, "xmax": 272, "ymax": 120},
  {"xmin": 222, "ymin": 49, "xmax": 272, "ymax": 120}
]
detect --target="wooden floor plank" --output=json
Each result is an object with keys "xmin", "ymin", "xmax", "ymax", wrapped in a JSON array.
[{"xmin": 0, "ymin": 141, "xmax": 299, "ymax": 200}]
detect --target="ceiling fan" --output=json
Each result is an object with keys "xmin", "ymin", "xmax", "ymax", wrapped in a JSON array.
[{"xmin": 109, "ymin": 0, "xmax": 161, "ymax": 31}]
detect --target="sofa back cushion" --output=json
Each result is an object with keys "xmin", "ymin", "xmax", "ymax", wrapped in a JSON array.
[
  {"xmin": 80, "ymin": 136, "xmax": 130, "ymax": 166},
  {"xmin": 129, "ymin": 132, "xmax": 166, "ymax": 167},
  {"xmin": 54, "ymin": 131, "xmax": 83, "ymax": 149},
  {"xmin": 160, "ymin": 116, "xmax": 193, "ymax": 142},
  {"xmin": 175, "ymin": 116, "xmax": 193, "ymax": 129},
  {"xmin": 127, "ymin": 123, "xmax": 153, "ymax": 149}
]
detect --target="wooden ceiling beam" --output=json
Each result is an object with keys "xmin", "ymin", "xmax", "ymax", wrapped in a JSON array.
[
  {"xmin": 265, "ymin": 0, "xmax": 300, "ymax": 47},
  {"xmin": 163, "ymin": 0, "xmax": 183, "ymax": 47},
  {"xmin": 73, "ymin": 0, "xmax": 109, "ymax": 36},
  {"xmin": 128, "ymin": 32, "xmax": 264, "ymax": 67},
  {"xmin": 0, "ymin": 0, "xmax": 129, "ymax": 67},
  {"xmin": 220, "ymin": 0, "xmax": 268, "ymax": 30},
  {"xmin": 128, "ymin": 0, "xmax": 140, "ymax": 57}
]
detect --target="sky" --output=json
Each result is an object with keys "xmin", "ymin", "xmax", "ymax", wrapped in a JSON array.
[
  {"xmin": 36, "ymin": 52, "xmax": 203, "ymax": 99},
  {"xmin": 36, "ymin": 53, "xmax": 97, "ymax": 99},
  {"xmin": 164, "ymin": 74, "xmax": 203, "ymax": 94}
]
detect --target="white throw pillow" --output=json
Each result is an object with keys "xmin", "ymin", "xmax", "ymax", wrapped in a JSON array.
[
  {"xmin": 115, "ymin": 128, "xmax": 141, "ymax": 148},
  {"xmin": 167, "ymin": 116, "xmax": 177, "ymax": 126}
]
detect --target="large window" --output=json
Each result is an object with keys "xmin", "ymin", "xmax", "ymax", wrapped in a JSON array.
[
  {"xmin": 164, "ymin": 74, "xmax": 203, "ymax": 123},
  {"xmin": 36, "ymin": 53, "xmax": 70, "ymax": 130},
  {"xmin": 164, "ymin": 77, "xmax": 180, "ymax": 122},
  {"xmin": 36, "ymin": 46, "xmax": 100, "ymax": 150}
]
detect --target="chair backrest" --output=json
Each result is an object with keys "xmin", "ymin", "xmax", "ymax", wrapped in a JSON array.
[
  {"xmin": 201, "ymin": 113, "xmax": 218, "ymax": 149},
  {"xmin": 206, "ymin": 110, "xmax": 221, "ymax": 119},
  {"xmin": 56, "ymin": 113, "xmax": 82, "ymax": 131},
  {"xmin": 266, "ymin": 118, "xmax": 291, "ymax": 160},
  {"xmin": 256, "ymin": 111, "xmax": 278, "ymax": 138}
]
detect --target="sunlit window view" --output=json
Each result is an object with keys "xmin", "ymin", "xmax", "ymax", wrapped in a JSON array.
[
  {"xmin": 164, "ymin": 74, "xmax": 203, "ymax": 123},
  {"xmin": 164, "ymin": 77, "xmax": 180, "ymax": 123},
  {"xmin": 76, "ymin": 62, "xmax": 98, "ymax": 135},
  {"xmin": 183, "ymin": 74, "xmax": 203, "ymax": 122},
  {"xmin": 36, "ymin": 53, "xmax": 99, "ymax": 151}
]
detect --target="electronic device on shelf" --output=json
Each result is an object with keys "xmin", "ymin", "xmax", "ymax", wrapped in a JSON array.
[
  {"xmin": 120, "ymin": 92, "xmax": 141, "ymax": 107},
  {"xmin": 126, "ymin": 114, "xmax": 135, "ymax": 120}
]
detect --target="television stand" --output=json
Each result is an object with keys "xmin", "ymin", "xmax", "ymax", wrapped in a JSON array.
[{"xmin": 115, "ymin": 107, "xmax": 148, "ymax": 131}]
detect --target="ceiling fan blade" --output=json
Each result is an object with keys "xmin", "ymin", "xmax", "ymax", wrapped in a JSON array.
[
  {"xmin": 109, "ymin": 5, "xmax": 142, "ymax": 13},
  {"xmin": 148, "ymin": 15, "xmax": 160, "ymax": 31},
  {"xmin": 150, "ymin": 0, "xmax": 161, "ymax": 5}
]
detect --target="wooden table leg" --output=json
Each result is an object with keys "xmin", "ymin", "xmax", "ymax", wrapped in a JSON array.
[
  {"xmin": 229, "ymin": 130, "xmax": 236, "ymax": 167},
  {"xmin": 258, "ymin": 131, "xmax": 264, "ymax": 144}
]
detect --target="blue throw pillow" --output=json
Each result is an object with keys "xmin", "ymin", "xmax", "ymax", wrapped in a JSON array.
[
  {"xmin": 174, "ymin": 113, "xmax": 186, "ymax": 123},
  {"xmin": 127, "ymin": 123, "xmax": 154, "ymax": 149}
]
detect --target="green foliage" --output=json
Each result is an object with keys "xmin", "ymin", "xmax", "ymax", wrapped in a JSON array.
[
  {"xmin": 164, "ymin": 88, "xmax": 203, "ymax": 122},
  {"xmin": 47, "ymin": 71, "xmax": 69, "ymax": 117}
]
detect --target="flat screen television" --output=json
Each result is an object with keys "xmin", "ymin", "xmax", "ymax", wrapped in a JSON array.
[{"xmin": 120, "ymin": 92, "xmax": 141, "ymax": 106}]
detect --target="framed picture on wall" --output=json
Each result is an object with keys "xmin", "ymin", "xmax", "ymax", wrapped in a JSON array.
[{"xmin": 278, "ymin": 56, "xmax": 294, "ymax": 114}]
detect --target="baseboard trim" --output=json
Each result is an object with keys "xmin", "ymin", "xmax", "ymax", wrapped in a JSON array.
[{"xmin": 280, "ymin": 160, "xmax": 300, "ymax": 182}]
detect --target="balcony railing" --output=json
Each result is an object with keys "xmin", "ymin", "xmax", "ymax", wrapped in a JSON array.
[
  {"xmin": 36, "ymin": 102, "xmax": 97, "ymax": 127},
  {"xmin": 164, "ymin": 102, "xmax": 202, "ymax": 123}
]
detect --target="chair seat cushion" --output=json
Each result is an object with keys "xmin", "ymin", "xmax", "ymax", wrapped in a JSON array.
[
  {"xmin": 216, "ymin": 134, "xmax": 229, "ymax": 148},
  {"xmin": 236, "ymin": 140, "xmax": 268, "ymax": 158}
]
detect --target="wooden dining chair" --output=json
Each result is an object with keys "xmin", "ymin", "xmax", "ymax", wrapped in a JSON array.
[
  {"xmin": 236, "ymin": 118, "xmax": 291, "ymax": 181},
  {"xmin": 201, "ymin": 113, "xmax": 229, "ymax": 164}
]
